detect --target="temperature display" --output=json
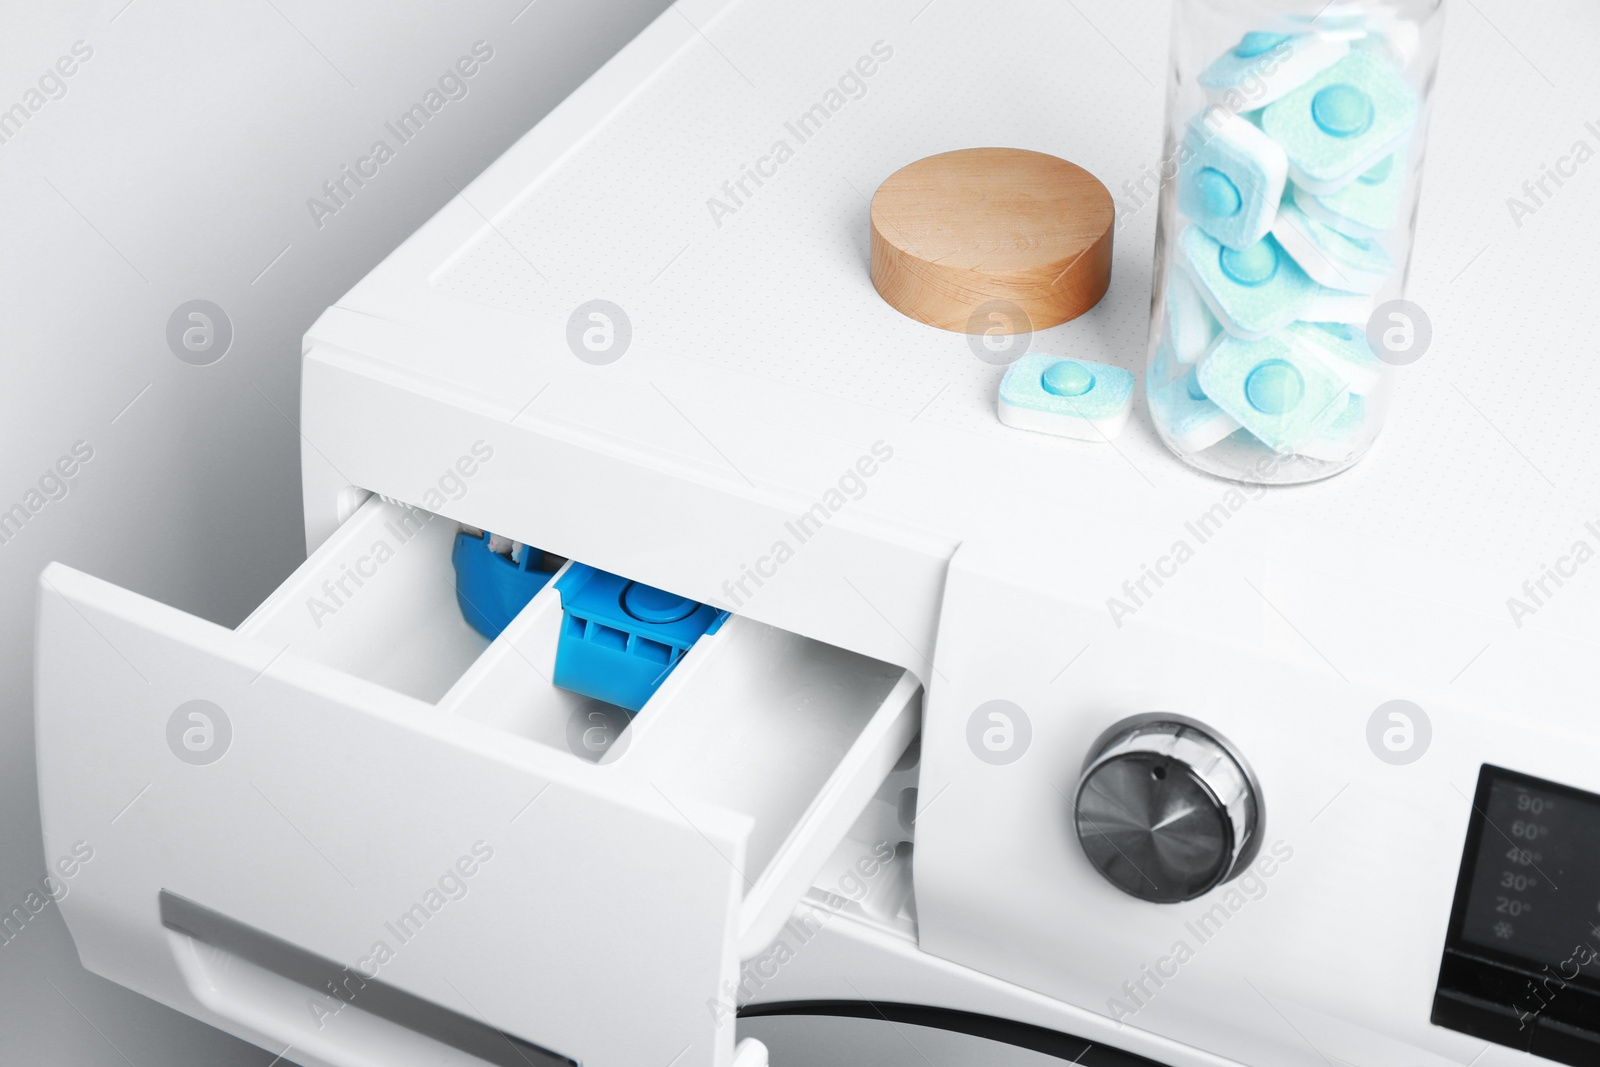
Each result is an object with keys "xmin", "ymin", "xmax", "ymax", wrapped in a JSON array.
[
  {"xmin": 1435, "ymin": 765, "xmax": 1600, "ymax": 1066},
  {"xmin": 1458, "ymin": 775, "xmax": 1600, "ymax": 971}
]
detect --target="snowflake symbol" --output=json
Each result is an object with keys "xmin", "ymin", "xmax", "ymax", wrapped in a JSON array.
[{"xmin": 1493, "ymin": 921, "xmax": 1515, "ymax": 940}]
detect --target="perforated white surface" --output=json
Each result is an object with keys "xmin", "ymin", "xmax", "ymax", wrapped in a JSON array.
[{"xmin": 332, "ymin": 0, "xmax": 1600, "ymax": 632}]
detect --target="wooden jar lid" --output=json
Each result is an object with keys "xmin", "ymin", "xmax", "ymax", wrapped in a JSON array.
[{"xmin": 869, "ymin": 148, "xmax": 1114, "ymax": 333}]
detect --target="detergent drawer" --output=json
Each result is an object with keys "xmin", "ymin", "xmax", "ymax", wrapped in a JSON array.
[{"xmin": 35, "ymin": 496, "xmax": 920, "ymax": 1067}]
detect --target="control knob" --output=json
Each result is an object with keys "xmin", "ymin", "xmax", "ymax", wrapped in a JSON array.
[{"xmin": 1073, "ymin": 716, "xmax": 1262, "ymax": 903}]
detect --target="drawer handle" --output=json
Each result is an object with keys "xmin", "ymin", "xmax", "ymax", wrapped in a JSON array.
[{"xmin": 161, "ymin": 890, "xmax": 575, "ymax": 1067}]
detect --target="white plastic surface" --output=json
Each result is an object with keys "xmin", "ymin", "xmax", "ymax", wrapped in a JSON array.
[
  {"xmin": 38, "ymin": 0, "xmax": 1600, "ymax": 1064},
  {"xmin": 436, "ymin": 546, "xmax": 922, "ymax": 959},
  {"xmin": 167, "ymin": 931, "xmax": 495, "ymax": 1067},
  {"xmin": 298, "ymin": 0, "xmax": 1600, "ymax": 670},
  {"xmin": 35, "ymin": 496, "xmax": 916, "ymax": 1067},
  {"xmin": 296, "ymin": 0, "xmax": 1600, "ymax": 1060},
  {"xmin": 239, "ymin": 501, "xmax": 488, "ymax": 703}
]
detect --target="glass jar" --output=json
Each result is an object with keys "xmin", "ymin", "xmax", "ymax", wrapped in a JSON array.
[{"xmin": 1145, "ymin": 0, "xmax": 1446, "ymax": 483}]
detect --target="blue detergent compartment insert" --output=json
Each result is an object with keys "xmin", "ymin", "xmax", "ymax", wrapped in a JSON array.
[
  {"xmin": 553, "ymin": 564, "xmax": 727, "ymax": 714},
  {"xmin": 452, "ymin": 530, "xmax": 555, "ymax": 640}
]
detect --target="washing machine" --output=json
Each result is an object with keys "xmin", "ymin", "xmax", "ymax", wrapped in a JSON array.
[{"xmin": 34, "ymin": 1, "xmax": 1600, "ymax": 1065}]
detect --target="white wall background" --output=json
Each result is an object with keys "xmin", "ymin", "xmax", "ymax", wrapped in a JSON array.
[{"xmin": 0, "ymin": 1, "xmax": 668, "ymax": 1061}]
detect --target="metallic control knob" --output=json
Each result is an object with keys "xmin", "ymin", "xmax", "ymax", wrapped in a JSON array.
[{"xmin": 1073, "ymin": 716, "xmax": 1262, "ymax": 903}]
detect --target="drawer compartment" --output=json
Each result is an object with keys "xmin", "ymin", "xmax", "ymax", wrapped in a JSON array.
[
  {"xmin": 35, "ymin": 496, "xmax": 919, "ymax": 1067},
  {"xmin": 440, "ymin": 565, "xmax": 918, "ymax": 957},
  {"xmin": 235, "ymin": 499, "xmax": 495, "ymax": 703}
]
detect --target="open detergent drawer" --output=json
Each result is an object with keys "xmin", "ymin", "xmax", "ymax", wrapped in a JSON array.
[{"xmin": 35, "ymin": 497, "xmax": 922, "ymax": 1067}]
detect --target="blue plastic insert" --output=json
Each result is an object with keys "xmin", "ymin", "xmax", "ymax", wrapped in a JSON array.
[
  {"xmin": 452, "ymin": 531, "xmax": 554, "ymax": 640},
  {"xmin": 553, "ymin": 564, "xmax": 727, "ymax": 714}
]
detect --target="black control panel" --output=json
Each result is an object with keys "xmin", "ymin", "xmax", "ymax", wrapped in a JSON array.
[{"xmin": 1434, "ymin": 765, "xmax": 1600, "ymax": 1065}]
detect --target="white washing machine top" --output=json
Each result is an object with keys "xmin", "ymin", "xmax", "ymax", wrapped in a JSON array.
[{"xmin": 304, "ymin": 0, "xmax": 1600, "ymax": 713}]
